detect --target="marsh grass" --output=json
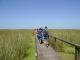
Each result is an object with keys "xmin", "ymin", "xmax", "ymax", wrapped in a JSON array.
[
  {"xmin": 49, "ymin": 29, "xmax": 80, "ymax": 60},
  {"xmin": 0, "ymin": 30, "xmax": 35, "ymax": 60}
]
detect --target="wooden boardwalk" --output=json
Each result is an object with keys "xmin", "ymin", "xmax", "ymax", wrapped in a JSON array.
[{"xmin": 36, "ymin": 40, "xmax": 59, "ymax": 60}]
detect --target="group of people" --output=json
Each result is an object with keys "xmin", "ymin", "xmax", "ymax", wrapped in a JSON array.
[{"xmin": 35, "ymin": 26, "xmax": 49, "ymax": 47}]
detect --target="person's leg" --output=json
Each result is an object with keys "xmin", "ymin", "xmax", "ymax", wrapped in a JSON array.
[
  {"xmin": 45, "ymin": 36, "xmax": 49, "ymax": 47},
  {"xmin": 43, "ymin": 37, "xmax": 47, "ymax": 46},
  {"xmin": 37, "ymin": 35, "xmax": 43, "ymax": 44},
  {"xmin": 40, "ymin": 36, "xmax": 43, "ymax": 44},
  {"xmin": 37, "ymin": 35, "xmax": 40, "ymax": 43},
  {"xmin": 39, "ymin": 37, "xmax": 41, "ymax": 44}
]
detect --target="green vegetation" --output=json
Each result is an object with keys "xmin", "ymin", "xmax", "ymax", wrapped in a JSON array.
[
  {"xmin": 49, "ymin": 29, "xmax": 80, "ymax": 60},
  {"xmin": 49, "ymin": 29, "xmax": 80, "ymax": 44},
  {"xmin": 0, "ymin": 29, "xmax": 35, "ymax": 60},
  {"xmin": 1, "ymin": 29, "xmax": 79, "ymax": 60},
  {"xmin": 57, "ymin": 52, "xmax": 74, "ymax": 60}
]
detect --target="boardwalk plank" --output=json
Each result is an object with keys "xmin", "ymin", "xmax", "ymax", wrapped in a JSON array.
[{"xmin": 36, "ymin": 40, "xmax": 59, "ymax": 60}]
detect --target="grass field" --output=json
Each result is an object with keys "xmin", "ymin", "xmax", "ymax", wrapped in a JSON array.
[
  {"xmin": 49, "ymin": 29, "xmax": 80, "ymax": 44},
  {"xmin": 0, "ymin": 29, "xmax": 35, "ymax": 60},
  {"xmin": 1, "ymin": 29, "xmax": 80, "ymax": 60},
  {"xmin": 49, "ymin": 29, "xmax": 80, "ymax": 60}
]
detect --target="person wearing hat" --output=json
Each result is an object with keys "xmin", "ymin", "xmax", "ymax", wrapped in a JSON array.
[
  {"xmin": 43, "ymin": 26, "xmax": 49, "ymax": 47},
  {"xmin": 37, "ymin": 28, "xmax": 43, "ymax": 44}
]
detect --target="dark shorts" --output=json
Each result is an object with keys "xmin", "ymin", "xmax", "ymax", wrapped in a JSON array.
[
  {"xmin": 37, "ymin": 35, "xmax": 42, "ymax": 40},
  {"xmin": 43, "ymin": 35, "xmax": 49, "ymax": 40},
  {"xmin": 44, "ymin": 37, "xmax": 48, "ymax": 40}
]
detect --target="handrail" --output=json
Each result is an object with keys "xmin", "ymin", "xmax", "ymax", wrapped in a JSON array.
[
  {"xmin": 49, "ymin": 35, "xmax": 80, "ymax": 60},
  {"xmin": 50, "ymin": 35, "xmax": 80, "ymax": 48}
]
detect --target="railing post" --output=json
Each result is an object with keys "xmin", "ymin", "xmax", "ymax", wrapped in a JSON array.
[
  {"xmin": 54, "ymin": 37, "xmax": 57, "ymax": 50},
  {"xmin": 75, "ymin": 47, "xmax": 78, "ymax": 60},
  {"xmin": 75, "ymin": 47, "xmax": 80, "ymax": 60},
  {"xmin": 54, "ymin": 37, "xmax": 56, "ymax": 43}
]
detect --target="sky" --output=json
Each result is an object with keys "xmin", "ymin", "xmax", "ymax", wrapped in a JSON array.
[{"xmin": 0, "ymin": 0, "xmax": 80, "ymax": 29}]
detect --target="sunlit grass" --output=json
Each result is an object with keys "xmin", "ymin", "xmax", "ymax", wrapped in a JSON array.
[
  {"xmin": 57, "ymin": 52, "xmax": 74, "ymax": 60},
  {"xmin": 49, "ymin": 29, "xmax": 80, "ymax": 60},
  {"xmin": 0, "ymin": 29, "xmax": 35, "ymax": 60}
]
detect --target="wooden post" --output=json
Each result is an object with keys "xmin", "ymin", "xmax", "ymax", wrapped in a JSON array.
[
  {"xmin": 54, "ymin": 37, "xmax": 57, "ymax": 50},
  {"xmin": 77, "ymin": 47, "xmax": 80, "ymax": 60},
  {"xmin": 54, "ymin": 37, "xmax": 56, "ymax": 43},
  {"xmin": 75, "ymin": 47, "xmax": 80, "ymax": 60},
  {"xmin": 75, "ymin": 47, "xmax": 77, "ymax": 60}
]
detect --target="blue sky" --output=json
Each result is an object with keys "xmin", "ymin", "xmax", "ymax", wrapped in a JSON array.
[{"xmin": 0, "ymin": 0, "xmax": 80, "ymax": 29}]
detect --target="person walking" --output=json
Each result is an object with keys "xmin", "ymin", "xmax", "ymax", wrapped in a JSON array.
[
  {"xmin": 37, "ymin": 28, "xmax": 43, "ymax": 44},
  {"xmin": 43, "ymin": 26, "xmax": 49, "ymax": 47}
]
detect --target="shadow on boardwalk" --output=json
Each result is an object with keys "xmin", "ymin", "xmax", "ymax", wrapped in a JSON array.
[{"xmin": 36, "ymin": 40, "xmax": 59, "ymax": 60}]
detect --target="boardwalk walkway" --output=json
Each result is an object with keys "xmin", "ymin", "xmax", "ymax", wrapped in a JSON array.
[{"xmin": 36, "ymin": 40, "xmax": 59, "ymax": 60}]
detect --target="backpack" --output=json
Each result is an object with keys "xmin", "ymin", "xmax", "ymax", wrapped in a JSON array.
[{"xmin": 43, "ymin": 30, "xmax": 48, "ymax": 37}]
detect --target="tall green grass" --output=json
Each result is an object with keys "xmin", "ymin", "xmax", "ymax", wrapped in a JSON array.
[
  {"xmin": 49, "ymin": 29, "xmax": 80, "ymax": 60},
  {"xmin": 49, "ymin": 29, "xmax": 80, "ymax": 44},
  {"xmin": 0, "ymin": 30, "xmax": 35, "ymax": 60}
]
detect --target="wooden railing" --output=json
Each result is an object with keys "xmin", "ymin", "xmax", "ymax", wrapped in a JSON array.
[{"xmin": 49, "ymin": 35, "xmax": 80, "ymax": 60}]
